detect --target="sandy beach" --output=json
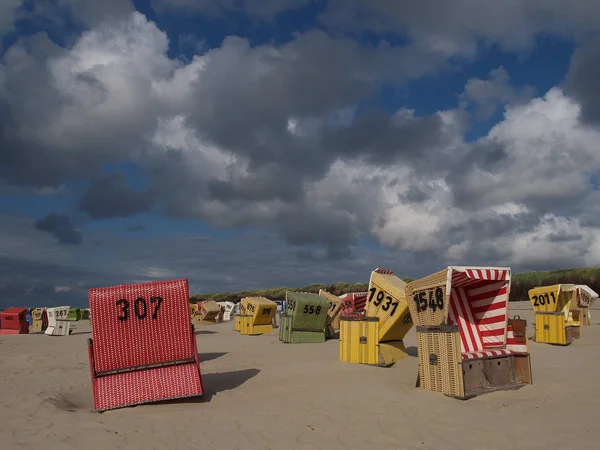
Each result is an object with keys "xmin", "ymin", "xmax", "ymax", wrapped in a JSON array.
[{"xmin": 1, "ymin": 303, "xmax": 599, "ymax": 450}]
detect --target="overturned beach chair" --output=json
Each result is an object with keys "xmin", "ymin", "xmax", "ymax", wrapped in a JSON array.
[
  {"xmin": 407, "ymin": 267, "xmax": 532, "ymax": 399},
  {"xmin": 239, "ymin": 297, "xmax": 277, "ymax": 335},
  {"xmin": 318, "ymin": 290, "xmax": 343, "ymax": 338},
  {"xmin": 280, "ymin": 292, "xmax": 329, "ymax": 343},
  {"xmin": 0, "ymin": 307, "xmax": 29, "ymax": 334},
  {"xmin": 340, "ymin": 269, "xmax": 413, "ymax": 367},
  {"xmin": 199, "ymin": 300, "xmax": 220, "ymax": 324},
  {"xmin": 45, "ymin": 306, "xmax": 71, "ymax": 336},
  {"xmin": 575, "ymin": 285, "xmax": 597, "ymax": 327},
  {"xmin": 87, "ymin": 278, "xmax": 203, "ymax": 411},
  {"xmin": 529, "ymin": 284, "xmax": 580, "ymax": 345}
]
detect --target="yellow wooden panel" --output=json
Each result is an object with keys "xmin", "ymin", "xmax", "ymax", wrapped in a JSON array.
[
  {"xmin": 528, "ymin": 284, "xmax": 576, "ymax": 316},
  {"xmin": 339, "ymin": 319, "xmax": 353, "ymax": 362},
  {"xmin": 239, "ymin": 315, "xmax": 252, "ymax": 335},
  {"xmin": 248, "ymin": 323, "xmax": 274, "ymax": 335},
  {"xmin": 360, "ymin": 320, "xmax": 379, "ymax": 365},
  {"xmin": 339, "ymin": 318, "xmax": 379, "ymax": 365},
  {"xmin": 535, "ymin": 313, "xmax": 567, "ymax": 345},
  {"xmin": 365, "ymin": 269, "xmax": 412, "ymax": 341},
  {"xmin": 241, "ymin": 296, "xmax": 277, "ymax": 325}
]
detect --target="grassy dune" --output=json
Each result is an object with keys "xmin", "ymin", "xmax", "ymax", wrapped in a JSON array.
[{"xmin": 190, "ymin": 268, "xmax": 600, "ymax": 303}]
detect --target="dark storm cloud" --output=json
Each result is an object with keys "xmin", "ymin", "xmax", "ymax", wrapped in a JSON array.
[
  {"xmin": 185, "ymin": 32, "xmax": 449, "ymax": 170},
  {"xmin": 0, "ymin": 0, "xmax": 21, "ymax": 39},
  {"xmin": 0, "ymin": 214, "xmax": 443, "ymax": 310},
  {"xmin": 0, "ymin": 24, "xmax": 171, "ymax": 189},
  {"xmin": 151, "ymin": 0, "xmax": 309, "ymax": 19},
  {"xmin": 0, "ymin": 256, "xmax": 88, "ymax": 308},
  {"xmin": 17, "ymin": 0, "xmax": 134, "ymax": 31},
  {"xmin": 319, "ymin": 0, "xmax": 600, "ymax": 51},
  {"xmin": 448, "ymin": 212, "xmax": 540, "ymax": 243},
  {"xmin": 321, "ymin": 108, "xmax": 447, "ymax": 165},
  {"xmin": 126, "ymin": 224, "xmax": 146, "ymax": 232},
  {"xmin": 564, "ymin": 36, "xmax": 600, "ymax": 126},
  {"xmin": 33, "ymin": 213, "xmax": 82, "ymax": 245},
  {"xmin": 79, "ymin": 173, "xmax": 155, "ymax": 219},
  {"xmin": 1, "ymin": 2, "xmax": 600, "ymax": 274}
]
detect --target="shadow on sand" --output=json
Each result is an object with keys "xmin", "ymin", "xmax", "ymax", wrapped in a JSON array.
[
  {"xmin": 94, "ymin": 368, "xmax": 261, "ymax": 411},
  {"xmin": 70, "ymin": 330, "xmax": 92, "ymax": 335},
  {"xmin": 199, "ymin": 368, "xmax": 261, "ymax": 402},
  {"xmin": 197, "ymin": 352, "xmax": 227, "ymax": 362},
  {"xmin": 195, "ymin": 329, "xmax": 217, "ymax": 335},
  {"xmin": 406, "ymin": 346, "xmax": 418, "ymax": 357}
]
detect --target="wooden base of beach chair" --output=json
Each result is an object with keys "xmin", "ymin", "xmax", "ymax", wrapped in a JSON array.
[
  {"xmin": 535, "ymin": 312, "xmax": 579, "ymax": 345},
  {"xmin": 339, "ymin": 316, "xmax": 408, "ymax": 366},
  {"xmin": 416, "ymin": 325, "xmax": 532, "ymax": 399},
  {"xmin": 241, "ymin": 323, "xmax": 274, "ymax": 336},
  {"xmin": 325, "ymin": 325, "xmax": 337, "ymax": 339},
  {"xmin": 378, "ymin": 341, "xmax": 409, "ymax": 367}
]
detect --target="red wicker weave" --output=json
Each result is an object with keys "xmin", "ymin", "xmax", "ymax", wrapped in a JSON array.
[{"xmin": 88, "ymin": 278, "xmax": 203, "ymax": 411}]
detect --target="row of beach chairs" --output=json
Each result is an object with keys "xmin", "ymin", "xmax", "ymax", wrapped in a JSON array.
[{"xmin": 2, "ymin": 265, "xmax": 595, "ymax": 411}]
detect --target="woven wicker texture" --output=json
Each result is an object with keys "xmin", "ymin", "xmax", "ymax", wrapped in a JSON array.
[
  {"xmin": 365, "ymin": 269, "xmax": 412, "ymax": 342},
  {"xmin": 240, "ymin": 297, "xmax": 277, "ymax": 325},
  {"xmin": 91, "ymin": 363, "xmax": 203, "ymax": 412},
  {"xmin": 406, "ymin": 269, "xmax": 448, "ymax": 326},
  {"xmin": 417, "ymin": 328, "xmax": 463, "ymax": 397},
  {"xmin": 89, "ymin": 278, "xmax": 194, "ymax": 374},
  {"xmin": 408, "ymin": 267, "xmax": 511, "ymax": 348},
  {"xmin": 318, "ymin": 290, "xmax": 343, "ymax": 325}
]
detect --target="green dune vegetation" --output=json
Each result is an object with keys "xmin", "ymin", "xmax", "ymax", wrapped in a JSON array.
[{"xmin": 190, "ymin": 268, "xmax": 600, "ymax": 304}]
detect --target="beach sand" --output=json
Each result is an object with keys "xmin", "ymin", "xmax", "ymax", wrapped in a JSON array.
[{"xmin": 1, "ymin": 303, "xmax": 599, "ymax": 449}]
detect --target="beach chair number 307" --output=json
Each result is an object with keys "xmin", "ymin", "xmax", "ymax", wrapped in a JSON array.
[{"xmin": 115, "ymin": 297, "xmax": 163, "ymax": 322}]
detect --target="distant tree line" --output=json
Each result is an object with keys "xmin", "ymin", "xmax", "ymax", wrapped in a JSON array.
[{"xmin": 189, "ymin": 268, "xmax": 600, "ymax": 304}]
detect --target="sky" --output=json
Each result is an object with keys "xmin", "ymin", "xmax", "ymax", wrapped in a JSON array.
[{"xmin": 2, "ymin": 0, "xmax": 600, "ymax": 309}]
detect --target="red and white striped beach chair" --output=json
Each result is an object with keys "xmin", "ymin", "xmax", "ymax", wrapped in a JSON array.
[
  {"xmin": 87, "ymin": 278, "xmax": 203, "ymax": 411},
  {"xmin": 406, "ymin": 267, "xmax": 532, "ymax": 399},
  {"xmin": 338, "ymin": 292, "xmax": 368, "ymax": 317}
]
